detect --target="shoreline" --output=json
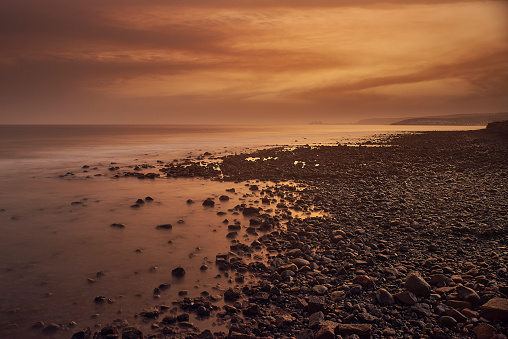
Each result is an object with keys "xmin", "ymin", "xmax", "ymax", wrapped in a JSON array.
[{"xmin": 6, "ymin": 128, "xmax": 508, "ymax": 339}]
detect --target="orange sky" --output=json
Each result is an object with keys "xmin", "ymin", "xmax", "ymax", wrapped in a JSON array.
[{"xmin": 0, "ymin": 0, "xmax": 507, "ymax": 124}]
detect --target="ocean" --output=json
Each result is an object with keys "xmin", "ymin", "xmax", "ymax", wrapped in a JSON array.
[{"xmin": 0, "ymin": 124, "xmax": 481, "ymax": 338}]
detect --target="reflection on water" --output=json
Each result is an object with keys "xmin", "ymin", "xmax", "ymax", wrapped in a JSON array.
[{"xmin": 0, "ymin": 172, "xmax": 324, "ymax": 338}]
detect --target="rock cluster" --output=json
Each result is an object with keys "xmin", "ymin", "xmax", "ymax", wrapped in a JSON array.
[{"xmin": 67, "ymin": 130, "xmax": 507, "ymax": 338}]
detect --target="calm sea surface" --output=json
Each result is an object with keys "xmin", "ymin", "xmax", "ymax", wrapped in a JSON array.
[{"xmin": 0, "ymin": 124, "xmax": 482, "ymax": 338}]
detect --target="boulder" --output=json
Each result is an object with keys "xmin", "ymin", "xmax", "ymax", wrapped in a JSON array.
[{"xmin": 405, "ymin": 272, "xmax": 431, "ymax": 297}]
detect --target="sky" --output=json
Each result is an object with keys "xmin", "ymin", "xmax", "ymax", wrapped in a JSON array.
[{"xmin": 0, "ymin": 0, "xmax": 507, "ymax": 124}]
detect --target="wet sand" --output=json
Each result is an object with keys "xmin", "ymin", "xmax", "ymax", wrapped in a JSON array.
[{"xmin": 2, "ymin": 128, "xmax": 507, "ymax": 338}]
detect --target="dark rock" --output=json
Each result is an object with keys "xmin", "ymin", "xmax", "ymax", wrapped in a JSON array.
[
  {"xmin": 42, "ymin": 323, "xmax": 60, "ymax": 334},
  {"xmin": 140, "ymin": 308, "xmax": 159, "ymax": 318},
  {"xmin": 456, "ymin": 285, "xmax": 481, "ymax": 306},
  {"xmin": 121, "ymin": 326, "xmax": 143, "ymax": 339},
  {"xmin": 376, "ymin": 288, "xmax": 395, "ymax": 305},
  {"xmin": 308, "ymin": 295, "xmax": 326, "ymax": 313},
  {"xmin": 156, "ymin": 224, "xmax": 172, "ymax": 229},
  {"xmin": 219, "ymin": 195, "xmax": 230, "ymax": 201},
  {"xmin": 481, "ymin": 297, "xmax": 508, "ymax": 321},
  {"xmin": 335, "ymin": 324, "xmax": 371, "ymax": 338},
  {"xmin": 71, "ymin": 328, "xmax": 92, "ymax": 339},
  {"xmin": 202, "ymin": 198, "xmax": 215, "ymax": 207},
  {"xmin": 473, "ymin": 323, "xmax": 497, "ymax": 339},
  {"xmin": 315, "ymin": 324, "xmax": 335, "ymax": 339},
  {"xmin": 405, "ymin": 272, "xmax": 431, "ymax": 297},
  {"xmin": 394, "ymin": 291, "xmax": 417, "ymax": 305},
  {"xmin": 224, "ymin": 288, "xmax": 241, "ymax": 301},
  {"xmin": 94, "ymin": 296, "xmax": 106, "ymax": 303},
  {"xmin": 171, "ymin": 267, "xmax": 185, "ymax": 277},
  {"xmin": 242, "ymin": 207, "xmax": 260, "ymax": 215},
  {"xmin": 110, "ymin": 223, "xmax": 125, "ymax": 228},
  {"xmin": 439, "ymin": 315, "xmax": 457, "ymax": 327}
]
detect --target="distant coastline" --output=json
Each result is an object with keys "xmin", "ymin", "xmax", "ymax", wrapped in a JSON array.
[{"xmin": 311, "ymin": 112, "xmax": 508, "ymax": 126}]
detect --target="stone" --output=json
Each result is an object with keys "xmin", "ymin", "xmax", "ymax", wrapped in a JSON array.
[
  {"xmin": 297, "ymin": 329, "xmax": 314, "ymax": 339},
  {"xmin": 330, "ymin": 291, "xmax": 346, "ymax": 302},
  {"xmin": 202, "ymin": 198, "xmax": 215, "ymax": 207},
  {"xmin": 291, "ymin": 258, "xmax": 310, "ymax": 267},
  {"xmin": 224, "ymin": 288, "xmax": 241, "ymax": 301},
  {"xmin": 219, "ymin": 195, "xmax": 230, "ymax": 201},
  {"xmin": 42, "ymin": 323, "xmax": 60, "ymax": 333},
  {"xmin": 405, "ymin": 272, "xmax": 431, "ymax": 297},
  {"xmin": 110, "ymin": 223, "xmax": 125, "ymax": 228},
  {"xmin": 335, "ymin": 324, "xmax": 372, "ymax": 338},
  {"xmin": 242, "ymin": 207, "xmax": 260, "ymax": 215},
  {"xmin": 376, "ymin": 288, "xmax": 394, "ymax": 305},
  {"xmin": 439, "ymin": 316, "xmax": 457, "ymax": 327},
  {"xmin": 456, "ymin": 285, "xmax": 481, "ymax": 306},
  {"xmin": 444, "ymin": 308, "xmax": 467, "ymax": 322},
  {"xmin": 309, "ymin": 311, "xmax": 325, "ymax": 328},
  {"xmin": 156, "ymin": 224, "xmax": 172, "ymax": 229},
  {"xmin": 312, "ymin": 285, "xmax": 328, "ymax": 295},
  {"xmin": 171, "ymin": 267, "xmax": 185, "ymax": 277},
  {"xmin": 353, "ymin": 275, "xmax": 372, "ymax": 288},
  {"xmin": 122, "ymin": 326, "xmax": 143, "ymax": 339},
  {"xmin": 71, "ymin": 328, "xmax": 92, "ymax": 339},
  {"xmin": 308, "ymin": 295, "xmax": 326, "ymax": 313},
  {"xmin": 481, "ymin": 297, "xmax": 508, "ymax": 321},
  {"xmin": 473, "ymin": 323, "xmax": 497, "ymax": 339},
  {"xmin": 394, "ymin": 291, "xmax": 417, "ymax": 305},
  {"xmin": 314, "ymin": 324, "xmax": 335, "ymax": 339},
  {"xmin": 275, "ymin": 314, "xmax": 295, "ymax": 327},
  {"xmin": 140, "ymin": 308, "xmax": 159, "ymax": 318}
]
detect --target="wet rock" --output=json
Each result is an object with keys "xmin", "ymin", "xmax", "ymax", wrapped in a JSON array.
[
  {"xmin": 275, "ymin": 314, "xmax": 295, "ymax": 327},
  {"xmin": 242, "ymin": 207, "xmax": 260, "ymax": 215},
  {"xmin": 291, "ymin": 258, "xmax": 310, "ymax": 267},
  {"xmin": 71, "ymin": 328, "xmax": 92, "ymax": 339},
  {"xmin": 315, "ymin": 324, "xmax": 335, "ymax": 339},
  {"xmin": 481, "ymin": 297, "xmax": 508, "ymax": 321},
  {"xmin": 94, "ymin": 296, "xmax": 106, "ymax": 303},
  {"xmin": 405, "ymin": 272, "xmax": 431, "ymax": 297},
  {"xmin": 110, "ymin": 223, "xmax": 125, "ymax": 228},
  {"xmin": 456, "ymin": 285, "xmax": 481, "ymax": 306},
  {"xmin": 376, "ymin": 288, "xmax": 394, "ymax": 305},
  {"xmin": 171, "ymin": 267, "xmax": 185, "ymax": 277},
  {"xmin": 312, "ymin": 285, "xmax": 328, "ymax": 295},
  {"xmin": 42, "ymin": 323, "xmax": 60, "ymax": 334},
  {"xmin": 473, "ymin": 323, "xmax": 497, "ymax": 339},
  {"xmin": 122, "ymin": 326, "xmax": 143, "ymax": 339},
  {"xmin": 156, "ymin": 224, "xmax": 172, "ymax": 229},
  {"xmin": 308, "ymin": 295, "xmax": 326, "ymax": 313},
  {"xmin": 309, "ymin": 311, "xmax": 325, "ymax": 328},
  {"xmin": 140, "ymin": 308, "xmax": 159, "ymax": 318},
  {"xmin": 353, "ymin": 275, "xmax": 372, "ymax": 289},
  {"xmin": 439, "ymin": 315, "xmax": 457, "ymax": 327},
  {"xmin": 224, "ymin": 288, "xmax": 241, "ymax": 301},
  {"xmin": 335, "ymin": 323, "xmax": 371, "ymax": 338},
  {"xmin": 202, "ymin": 198, "xmax": 215, "ymax": 207},
  {"xmin": 394, "ymin": 291, "xmax": 417, "ymax": 305},
  {"xmin": 32, "ymin": 321, "xmax": 44, "ymax": 328}
]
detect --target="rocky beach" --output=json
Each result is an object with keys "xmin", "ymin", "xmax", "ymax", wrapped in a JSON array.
[
  {"xmin": 2, "ymin": 126, "xmax": 506, "ymax": 339},
  {"xmin": 60, "ymin": 126, "xmax": 508, "ymax": 339}
]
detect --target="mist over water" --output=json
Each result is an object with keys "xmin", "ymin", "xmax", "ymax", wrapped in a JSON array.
[{"xmin": 0, "ymin": 124, "xmax": 482, "ymax": 338}]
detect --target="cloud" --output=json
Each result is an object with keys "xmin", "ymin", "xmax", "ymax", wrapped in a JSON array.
[{"xmin": 0, "ymin": 0, "xmax": 507, "ymax": 123}]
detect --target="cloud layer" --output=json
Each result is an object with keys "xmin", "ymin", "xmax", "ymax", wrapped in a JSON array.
[{"xmin": 0, "ymin": 0, "xmax": 507, "ymax": 123}]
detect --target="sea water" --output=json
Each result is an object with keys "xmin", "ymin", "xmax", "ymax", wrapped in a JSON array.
[{"xmin": 0, "ymin": 124, "xmax": 480, "ymax": 338}]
